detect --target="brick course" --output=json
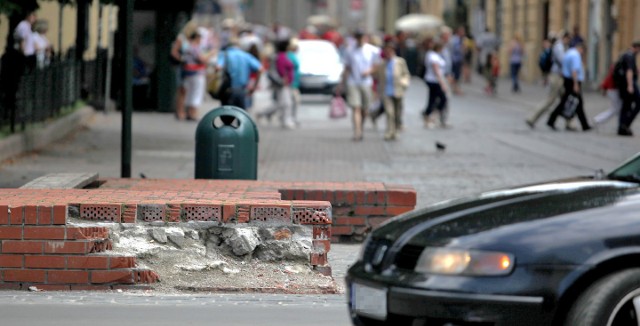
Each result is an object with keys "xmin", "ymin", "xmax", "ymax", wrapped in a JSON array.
[{"xmin": 0, "ymin": 177, "xmax": 416, "ymax": 291}]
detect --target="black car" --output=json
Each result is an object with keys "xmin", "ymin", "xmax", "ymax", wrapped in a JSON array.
[{"xmin": 347, "ymin": 153, "xmax": 640, "ymax": 326}]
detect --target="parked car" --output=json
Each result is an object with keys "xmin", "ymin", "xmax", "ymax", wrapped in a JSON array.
[
  {"xmin": 347, "ymin": 152, "xmax": 640, "ymax": 326},
  {"xmin": 296, "ymin": 40, "xmax": 343, "ymax": 95}
]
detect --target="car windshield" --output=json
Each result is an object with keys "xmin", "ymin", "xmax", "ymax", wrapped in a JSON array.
[{"xmin": 608, "ymin": 153, "xmax": 640, "ymax": 183}]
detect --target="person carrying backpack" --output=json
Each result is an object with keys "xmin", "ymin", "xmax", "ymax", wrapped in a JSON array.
[
  {"xmin": 613, "ymin": 41, "xmax": 640, "ymax": 136},
  {"xmin": 538, "ymin": 38, "xmax": 553, "ymax": 86}
]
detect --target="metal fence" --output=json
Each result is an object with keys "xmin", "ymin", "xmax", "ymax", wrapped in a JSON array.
[{"xmin": 0, "ymin": 49, "xmax": 109, "ymax": 134}]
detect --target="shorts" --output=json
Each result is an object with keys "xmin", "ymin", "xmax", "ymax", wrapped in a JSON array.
[{"xmin": 347, "ymin": 85, "xmax": 372, "ymax": 110}]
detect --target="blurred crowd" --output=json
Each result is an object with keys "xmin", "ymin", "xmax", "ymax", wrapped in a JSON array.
[{"xmin": 168, "ymin": 17, "xmax": 638, "ymax": 139}]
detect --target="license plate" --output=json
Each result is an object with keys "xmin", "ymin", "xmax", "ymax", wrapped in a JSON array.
[{"xmin": 351, "ymin": 282, "xmax": 387, "ymax": 320}]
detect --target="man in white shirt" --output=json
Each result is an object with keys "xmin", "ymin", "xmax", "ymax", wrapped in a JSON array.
[
  {"xmin": 526, "ymin": 31, "xmax": 575, "ymax": 130},
  {"xmin": 14, "ymin": 11, "xmax": 37, "ymax": 70},
  {"xmin": 341, "ymin": 30, "xmax": 381, "ymax": 141}
]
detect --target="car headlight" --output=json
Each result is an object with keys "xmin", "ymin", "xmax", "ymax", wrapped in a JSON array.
[{"xmin": 414, "ymin": 247, "xmax": 514, "ymax": 276}]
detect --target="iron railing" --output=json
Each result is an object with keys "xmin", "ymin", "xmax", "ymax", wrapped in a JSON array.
[{"xmin": 0, "ymin": 49, "xmax": 109, "ymax": 134}]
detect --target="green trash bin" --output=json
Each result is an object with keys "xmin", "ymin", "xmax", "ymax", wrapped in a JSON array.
[{"xmin": 195, "ymin": 106, "xmax": 259, "ymax": 179}]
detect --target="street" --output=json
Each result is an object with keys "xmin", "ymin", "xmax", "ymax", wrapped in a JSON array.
[{"xmin": 0, "ymin": 75, "xmax": 638, "ymax": 325}]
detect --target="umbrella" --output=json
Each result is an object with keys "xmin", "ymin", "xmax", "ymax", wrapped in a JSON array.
[
  {"xmin": 307, "ymin": 15, "xmax": 335, "ymax": 26},
  {"xmin": 395, "ymin": 14, "xmax": 443, "ymax": 34}
]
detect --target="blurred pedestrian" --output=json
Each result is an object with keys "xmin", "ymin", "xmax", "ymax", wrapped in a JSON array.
[
  {"xmin": 170, "ymin": 22, "xmax": 195, "ymax": 120},
  {"xmin": 462, "ymin": 34, "xmax": 474, "ymax": 83},
  {"xmin": 449, "ymin": 26, "xmax": 465, "ymax": 94},
  {"xmin": 592, "ymin": 64, "xmax": 621, "ymax": 128},
  {"xmin": 509, "ymin": 33, "xmax": 524, "ymax": 93},
  {"xmin": 613, "ymin": 41, "xmax": 640, "ymax": 136},
  {"xmin": 181, "ymin": 30, "xmax": 213, "ymax": 121},
  {"xmin": 287, "ymin": 38, "xmax": 301, "ymax": 126},
  {"xmin": 538, "ymin": 37, "xmax": 553, "ymax": 86},
  {"xmin": 546, "ymin": 41, "xmax": 591, "ymax": 131},
  {"xmin": 377, "ymin": 40, "xmax": 410, "ymax": 140},
  {"xmin": 440, "ymin": 26, "xmax": 454, "ymax": 91},
  {"xmin": 423, "ymin": 41, "xmax": 450, "ymax": 128},
  {"xmin": 569, "ymin": 25, "xmax": 584, "ymax": 48},
  {"xmin": 245, "ymin": 43, "xmax": 262, "ymax": 111},
  {"xmin": 526, "ymin": 32, "xmax": 575, "ymax": 130},
  {"xmin": 340, "ymin": 30, "xmax": 381, "ymax": 141},
  {"xmin": 485, "ymin": 51, "xmax": 500, "ymax": 95},
  {"xmin": 32, "ymin": 19, "xmax": 53, "ymax": 69},
  {"xmin": 475, "ymin": 28, "xmax": 499, "ymax": 94},
  {"xmin": 256, "ymin": 39, "xmax": 295, "ymax": 129},
  {"xmin": 216, "ymin": 37, "xmax": 263, "ymax": 110},
  {"xmin": 14, "ymin": 11, "xmax": 37, "ymax": 71}
]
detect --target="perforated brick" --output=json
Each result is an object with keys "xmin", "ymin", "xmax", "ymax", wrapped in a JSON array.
[
  {"xmin": 138, "ymin": 205, "xmax": 165, "ymax": 222},
  {"xmin": 251, "ymin": 207, "xmax": 290, "ymax": 223},
  {"xmin": 293, "ymin": 208, "xmax": 332, "ymax": 225},
  {"xmin": 183, "ymin": 205, "xmax": 221, "ymax": 222},
  {"xmin": 80, "ymin": 205, "xmax": 120, "ymax": 222}
]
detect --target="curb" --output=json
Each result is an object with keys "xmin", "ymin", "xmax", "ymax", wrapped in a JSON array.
[{"xmin": 0, "ymin": 106, "xmax": 95, "ymax": 163}]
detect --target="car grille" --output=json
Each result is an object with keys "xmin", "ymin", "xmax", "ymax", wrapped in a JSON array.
[{"xmin": 394, "ymin": 244, "xmax": 424, "ymax": 270}]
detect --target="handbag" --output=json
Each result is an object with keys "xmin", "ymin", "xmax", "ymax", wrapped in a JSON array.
[
  {"xmin": 207, "ymin": 51, "xmax": 232, "ymax": 102},
  {"xmin": 329, "ymin": 95, "xmax": 347, "ymax": 119},
  {"xmin": 561, "ymin": 94, "xmax": 579, "ymax": 119}
]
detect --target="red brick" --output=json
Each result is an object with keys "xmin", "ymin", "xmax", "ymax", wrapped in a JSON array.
[
  {"xmin": 24, "ymin": 227, "xmax": 66, "ymax": 240},
  {"xmin": 67, "ymin": 227, "xmax": 109, "ymax": 240},
  {"xmin": 313, "ymin": 239, "xmax": 331, "ymax": 253},
  {"xmin": 0, "ymin": 255, "xmax": 23, "ymax": 268},
  {"xmin": 331, "ymin": 225, "xmax": 353, "ymax": 236},
  {"xmin": 24, "ymin": 205, "xmax": 38, "ymax": 225},
  {"xmin": 0, "ymin": 205, "xmax": 8, "ymax": 225},
  {"xmin": 332, "ymin": 206, "xmax": 355, "ymax": 216},
  {"xmin": 9, "ymin": 206, "xmax": 23, "ymax": 225},
  {"xmin": 365, "ymin": 191, "xmax": 385, "ymax": 205},
  {"xmin": 0, "ymin": 227, "xmax": 22, "ymax": 239},
  {"xmin": 2, "ymin": 241, "xmax": 44, "ymax": 254},
  {"xmin": 222, "ymin": 204, "xmax": 236, "ymax": 223},
  {"xmin": 354, "ymin": 206, "xmax": 387, "ymax": 216},
  {"xmin": 236, "ymin": 205, "xmax": 250, "ymax": 223},
  {"xmin": 4, "ymin": 269, "xmax": 46, "ymax": 282},
  {"xmin": 134, "ymin": 270, "xmax": 160, "ymax": 283},
  {"xmin": 25, "ymin": 255, "xmax": 66, "ymax": 269},
  {"xmin": 310, "ymin": 252, "xmax": 328, "ymax": 266},
  {"xmin": 35, "ymin": 284, "xmax": 72, "ymax": 291},
  {"xmin": 109, "ymin": 256, "xmax": 136, "ymax": 269},
  {"xmin": 38, "ymin": 206, "xmax": 53, "ymax": 225},
  {"xmin": 355, "ymin": 191, "xmax": 367, "ymax": 204},
  {"xmin": 48, "ymin": 270, "xmax": 89, "ymax": 284},
  {"xmin": 67, "ymin": 256, "xmax": 110, "ymax": 269},
  {"xmin": 53, "ymin": 205, "xmax": 67, "ymax": 225},
  {"xmin": 335, "ymin": 217, "xmax": 367, "ymax": 226},
  {"xmin": 367, "ymin": 217, "xmax": 391, "ymax": 228},
  {"xmin": 45, "ymin": 241, "xmax": 87, "ymax": 254},
  {"xmin": 387, "ymin": 190, "xmax": 417, "ymax": 206},
  {"xmin": 0, "ymin": 284, "xmax": 21, "ymax": 290},
  {"xmin": 71, "ymin": 285, "xmax": 112, "ymax": 291},
  {"xmin": 313, "ymin": 225, "xmax": 332, "ymax": 239},
  {"xmin": 91, "ymin": 270, "xmax": 134, "ymax": 284},
  {"xmin": 305, "ymin": 190, "xmax": 325, "ymax": 201},
  {"xmin": 386, "ymin": 206, "xmax": 413, "ymax": 216}
]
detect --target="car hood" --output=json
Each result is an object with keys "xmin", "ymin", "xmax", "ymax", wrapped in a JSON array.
[{"xmin": 373, "ymin": 178, "xmax": 640, "ymax": 249}]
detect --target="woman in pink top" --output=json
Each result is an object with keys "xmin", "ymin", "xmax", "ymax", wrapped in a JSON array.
[{"xmin": 265, "ymin": 39, "xmax": 295, "ymax": 129}]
